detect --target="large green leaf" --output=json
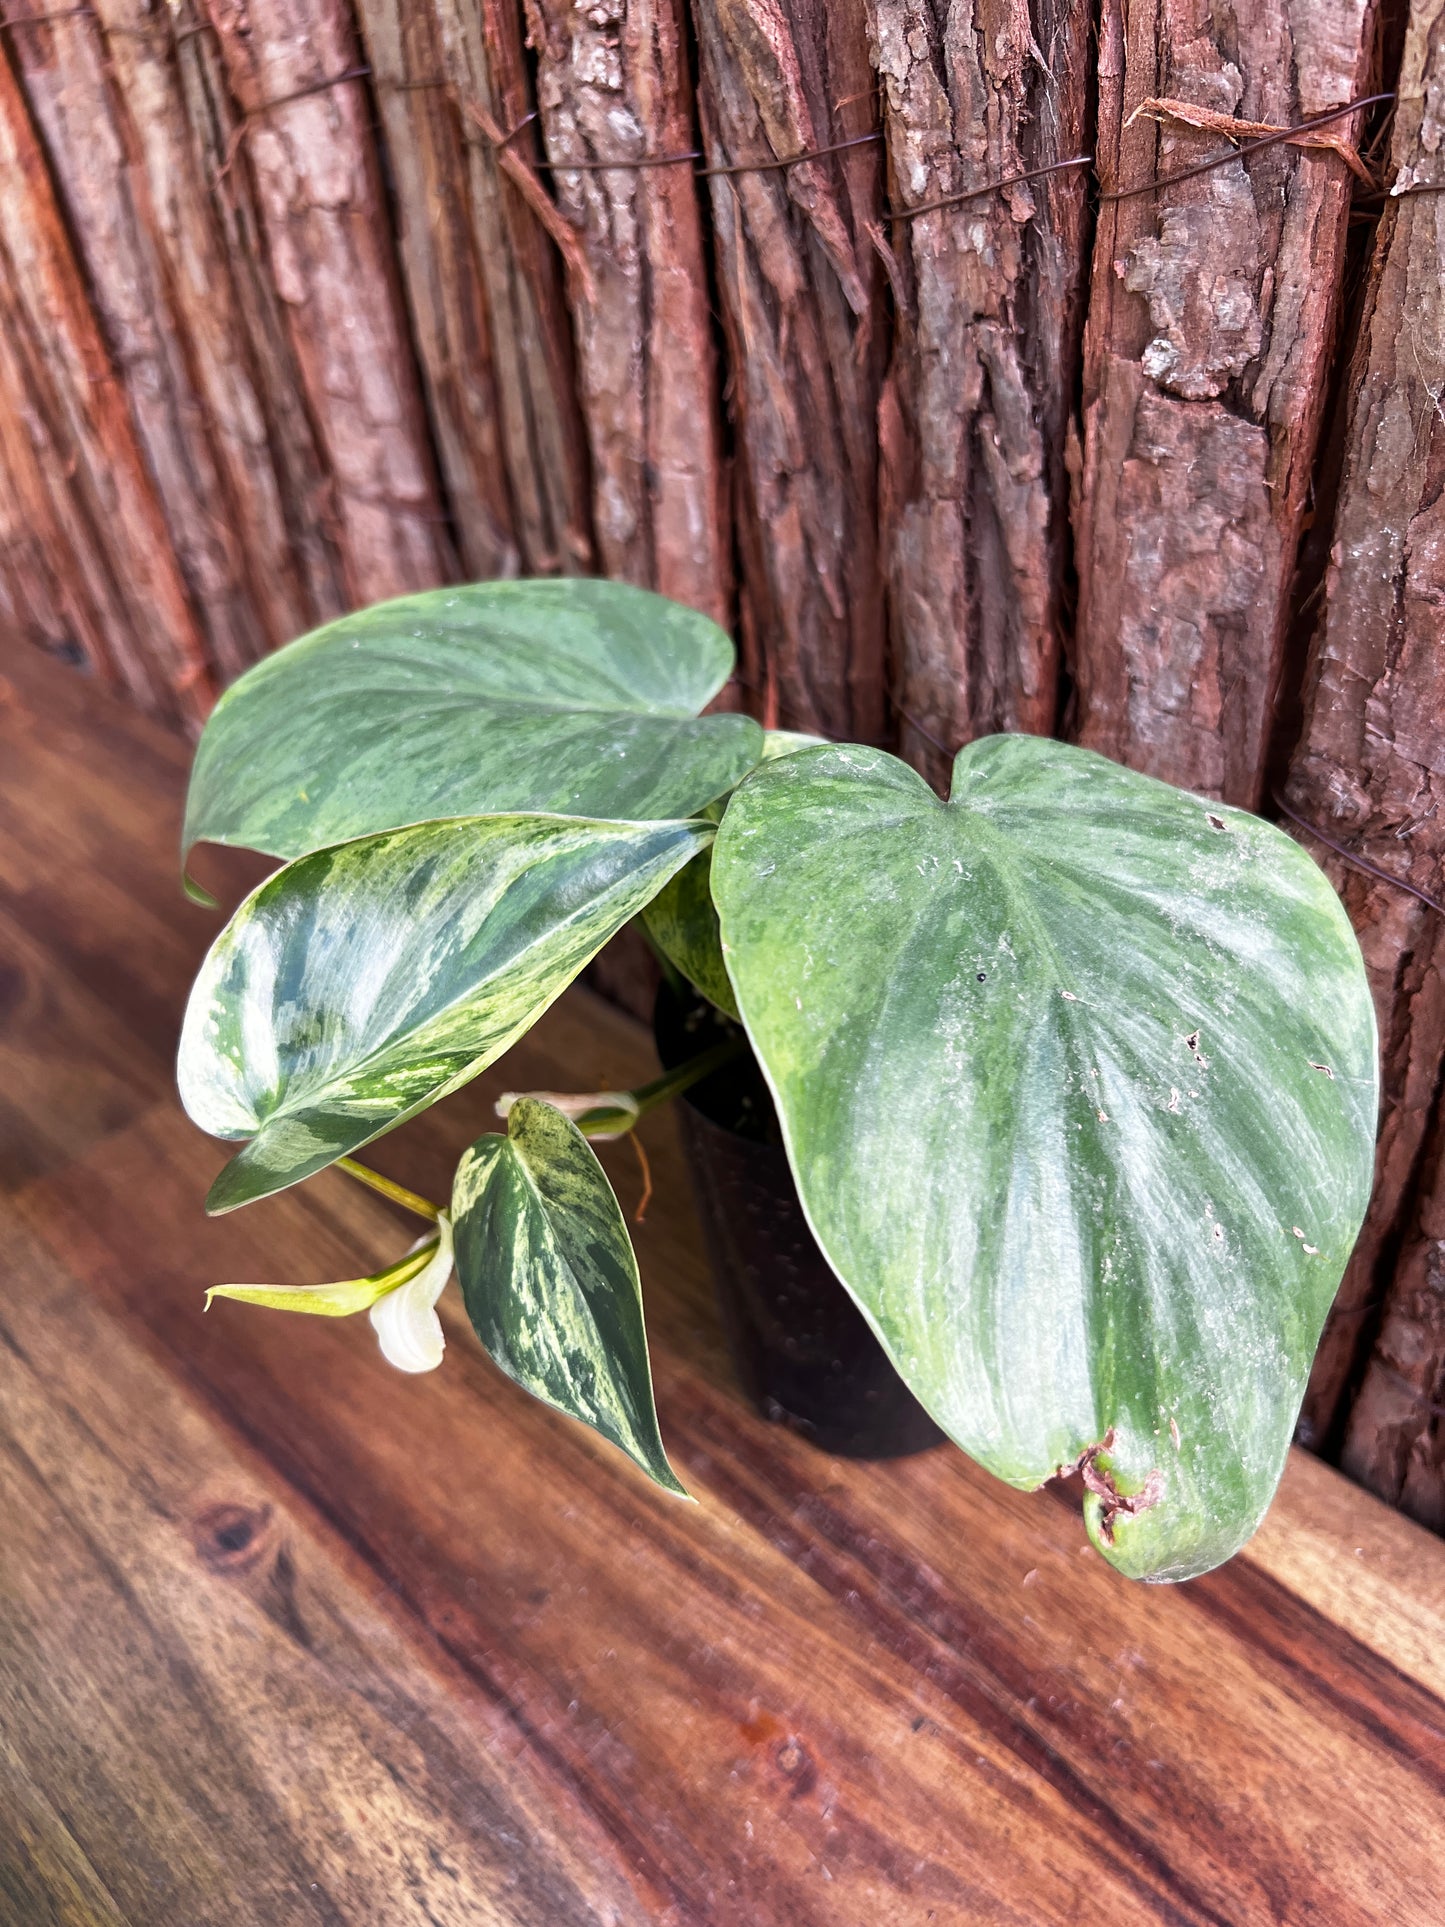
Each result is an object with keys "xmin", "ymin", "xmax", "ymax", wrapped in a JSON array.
[
  {"xmin": 713, "ymin": 738, "xmax": 1378, "ymax": 1582},
  {"xmin": 180, "ymin": 814, "xmax": 708, "ymax": 1213},
  {"xmin": 452, "ymin": 1100, "xmax": 684, "ymax": 1493},
  {"xmin": 184, "ymin": 579, "xmax": 763, "ymax": 862}
]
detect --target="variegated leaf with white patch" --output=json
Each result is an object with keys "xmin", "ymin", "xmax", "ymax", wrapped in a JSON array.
[
  {"xmin": 180, "ymin": 814, "xmax": 709, "ymax": 1214},
  {"xmin": 712, "ymin": 737, "xmax": 1378, "ymax": 1583},
  {"xmin": 183, "ymin": 579, "xmax": 763, "ymax": 864},
  {"xmin": 452, "ymin": 1099, "xmax": 684, "ymax": 1494}
]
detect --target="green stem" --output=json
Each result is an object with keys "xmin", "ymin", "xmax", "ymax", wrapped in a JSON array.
[
  {"xmin": 336, "ymin": 1156, "xmax": 441, "ymax": 1222},
  {"xmin": 633, "ymin": 913, "xmax": 687, "ymax": 996},
  {"xmin": 576, "ymin": 1035, "xmax": 743, "ymax": 1137}
]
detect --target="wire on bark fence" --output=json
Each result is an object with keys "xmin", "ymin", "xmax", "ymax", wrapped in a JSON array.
[
  {"xmin": 0, "ymin": 7, "xmax": 1408, "ymax": 216},
  {"xmin": 2, "ymin": 15, "xmax": 1430, "ymax": 920}
]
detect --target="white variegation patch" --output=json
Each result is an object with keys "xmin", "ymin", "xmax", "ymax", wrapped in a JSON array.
[{"xmin": 370, "ymin": 1216, "xmax": 455, "ymax": 1374}]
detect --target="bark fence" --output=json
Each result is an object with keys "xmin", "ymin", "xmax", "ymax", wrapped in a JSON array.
[{"xmin": 2, "ymin": 0, "xmax": 1442, "ymax": 1529}]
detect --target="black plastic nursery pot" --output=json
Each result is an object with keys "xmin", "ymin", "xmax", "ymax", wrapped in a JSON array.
[{"xmin": 654, "ymin": 981, "xmax": 945, "ymax": 1461}]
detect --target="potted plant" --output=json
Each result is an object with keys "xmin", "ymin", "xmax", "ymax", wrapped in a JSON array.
[{"xmin": 178, "ymin": 579, "xmax": 1377, "ymax": 1583}]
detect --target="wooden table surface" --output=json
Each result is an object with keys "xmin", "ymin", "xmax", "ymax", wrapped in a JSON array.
[{"xmin": 3, "ymin": 641, "xmax": 1444, "ymax": 1927}]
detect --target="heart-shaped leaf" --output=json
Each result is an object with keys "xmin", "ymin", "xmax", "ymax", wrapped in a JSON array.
[
  {"xmin": 713, "ymin": 738, "xmax": 1377, "ymax": 1581},
  {"xmin": 452, "ymin": 1099, "xmax": 684, "ymax": 1493},
  {"xmin": 184, "ymin": 579, "xmax": 763, "ymax": 863},
  {"xmin": 642, "ymin": 848, "xmax": 738, "ymax": 1019},
  {"xmin": 640, "ymin": 732, "xmax": 830, "ymax": 1016},
  {"xmin": 180, "ymin": 814, "xmax": 708, "ymax": 1214}
]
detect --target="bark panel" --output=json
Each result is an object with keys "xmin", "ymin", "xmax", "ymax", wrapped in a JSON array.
[
  {"xmin": 7, "ymin": 6, "xmax": 283, "ymax": 681},
  {"xmin": 352, "ymin": 0, "xmax": 520, "ymax": 580},
  {"xmin": 202, "ymin": 0, "xmax": 457, "ymax": 605},
  {"xmin": 430, "ymin": 0, "xmax": 594, "ymax": 575},
  {"xmin": 169, "ymin": 7, "xmax": 349, "ymax": 642},
  {"xmin": 526, "ymin": 0, "xmax": 730, "ymax": 626},
  {"xmin": 1074, "ymin": 0, "xmax": 1378, "ymax": 807},
  {"xmin": 689, "ymin": 0, "xmax": 886, "ymax": 741},
  {"xmin": 1285, "ymin": 0, "xmax": 1445, "ymax": 1518},
  {"xmin": 0, "ymin": 45, "xmax": 210, "ymax": 722},
  {"xmin": 869, "ymin": 0, "xmax": 1090, "ymax": 780},
  {"xmin": 0, "ymin": 315, "xmax": 115, "ymax": 686}
]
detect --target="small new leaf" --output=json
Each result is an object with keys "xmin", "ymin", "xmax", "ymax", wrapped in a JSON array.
[
  {"xmin": 369, "ymin": 1218, "xmax": 455, "ymax": 1374},
  {"xmin": 452, "ymin": 1099, "xmax": 685, "ymax": 1495},
  {"xmin": 206, "ymin": 1236, "xmax": 440, "ymax": 1318}
]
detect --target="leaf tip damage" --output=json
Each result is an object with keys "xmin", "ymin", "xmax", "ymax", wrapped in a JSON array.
[{"xmin": 1065, "ymin": 1429, "xmax": 1165, "ymax": 1548}]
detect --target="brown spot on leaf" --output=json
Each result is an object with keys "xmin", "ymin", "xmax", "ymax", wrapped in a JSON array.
[{"xmin": 1063, "ymin": 1430, "xmax": 1165, "ymax": 1546}]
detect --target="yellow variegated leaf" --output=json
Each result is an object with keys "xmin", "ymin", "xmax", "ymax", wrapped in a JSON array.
[
  {"xmin": 452, "ymin": 1100, "xmax": 685, "ymax": 1494},
  {"xmin": 206, "ymin": 1238, "xmax": 440, "ymax": 1318}
]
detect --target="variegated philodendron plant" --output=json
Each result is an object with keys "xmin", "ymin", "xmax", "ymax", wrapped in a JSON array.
[{"xmin": 178, "ymin": 580, "xmax": 1378, "ymax": 1582}]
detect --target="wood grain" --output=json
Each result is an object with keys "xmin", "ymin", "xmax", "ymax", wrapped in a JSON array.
[
  {"xmin": 201, "ymin": 0, "xmax": 457, "ymax": 606},
  {"xmin": 429, "ymin": 0, "xmax": 596, "ymax": 578},
  {"xmin": 9, "ymin": 2, "xmax": 335, "ymax": 680},
  {"xmin": 0, "ymin": 48, "xmax": 211, "ymax": 723},
  {"xmin": 352, "ymin": 0, "xmax": 520, "ymax": 582},
  {"xmin": 2, "ymin": 636, "xmax": 1444, "ymax": 1922},
  {"xmin": 527, "ymin": 0, "xmax": 731, "ymax": 626}
]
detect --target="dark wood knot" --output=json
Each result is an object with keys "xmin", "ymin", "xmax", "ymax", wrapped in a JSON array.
[
  {"xmin": 774, "ymin": 1736, "xmax": 818, "ymax": 1797},
  {"xmin": 192, "ymin": 1500, "xmax": 275, "ymax": 1575}
]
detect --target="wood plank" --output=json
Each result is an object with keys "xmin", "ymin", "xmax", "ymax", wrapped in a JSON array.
[
  {"xmin": 4, "ymin": 643, "xmax": 1445, "ymax": 1922},
  {"xmin": 0, "ymin": 1207, "xmax": 634, "ymax": 1927},
  {"xmin": 0, "ymin": 1733, "xmax": 130, "ymax": 1927}
]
